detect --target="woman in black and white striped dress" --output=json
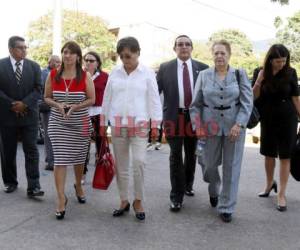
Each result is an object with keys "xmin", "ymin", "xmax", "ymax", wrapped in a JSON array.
[{"xmin": 44, "ymin": 41, "xmax": 95, "ymax": 220}]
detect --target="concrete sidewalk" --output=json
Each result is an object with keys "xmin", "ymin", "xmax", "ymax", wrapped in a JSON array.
[{"xmin": 0, "ymin": 143, "xmax": 299, "ymax": 250}]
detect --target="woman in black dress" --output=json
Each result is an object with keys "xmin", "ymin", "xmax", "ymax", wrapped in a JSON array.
[{"xmin": 253, "ymin": 44, "xmax": 300, "ymax": 211}]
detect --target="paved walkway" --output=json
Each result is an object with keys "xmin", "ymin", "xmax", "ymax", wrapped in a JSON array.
[{"xmin": 0, "ymin": 142, "xmax": 299, "ymax": 250}]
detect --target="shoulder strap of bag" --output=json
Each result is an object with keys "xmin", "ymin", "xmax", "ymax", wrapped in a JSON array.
[{"xmin": 235, "ymin": 69, "xmax": 240, "ymax": 86}]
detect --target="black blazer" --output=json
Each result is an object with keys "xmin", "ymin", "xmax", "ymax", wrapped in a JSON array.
[
  {"xmin": 157, "ymin": 58, "xmax": 208, "ymax": 124},
  {"xmin": 0, "ymin": 57, "xmax": 41, "ymax": 126}
]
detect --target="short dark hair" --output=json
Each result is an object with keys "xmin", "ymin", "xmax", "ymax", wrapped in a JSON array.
[
  {"xmin": 116, "ymin": 37, "xmax": 140, "ymax": 54},
  {"xmin": 84, "ymin": 51, "xmax": 102, "ymax": 71},
  {"xmin": 8, "ymin": 36, "xmax": 25, "ymax": 48},
  {"xmin": 173, "ymin": 35, "xmax": 193, "ymax": 49}
]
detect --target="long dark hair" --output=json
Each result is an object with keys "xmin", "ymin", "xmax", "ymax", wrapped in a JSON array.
[
  {"xmin": 83, "ymin": 51, "xmax": 102, "ymax": 74},
  {"xmin": 55, "ymin": 41, "xmax": 83, "ymax": 84},
  {"xmin": 263, "ymin": 44, "xmax": 291, "ymax": 85}
]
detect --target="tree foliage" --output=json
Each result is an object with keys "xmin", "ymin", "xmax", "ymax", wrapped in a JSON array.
[
  {"xmin": 192, "ymin": 42, "xmax": 212, "ymax": 66},
  {"xmin": 270, "ymin": 0, "xmax": 289, "ymax": 5},
  {"xmin": 208, "ymin": 29, "xmax": 253, "ymax": 57},
  {"xmin": 26, "ymin": 10, "xmax": 116, "ymax": 69},
  {"xmin": 275, "ymin": 10, "xmax": 300, "ymax": 63}
]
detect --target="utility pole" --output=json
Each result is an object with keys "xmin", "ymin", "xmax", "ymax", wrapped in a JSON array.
[{"xmin": 53, "ymin": 0, "xmax": 62, "ymax": 55}]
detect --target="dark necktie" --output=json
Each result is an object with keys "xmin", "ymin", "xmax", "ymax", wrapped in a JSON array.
[
  {"xmin": 15, "ymin": 61, "xmax": 22, "ymax": 84},
  {"xmin": 183, "ymin": 62, "xmax": 192, "ymax": 108}
]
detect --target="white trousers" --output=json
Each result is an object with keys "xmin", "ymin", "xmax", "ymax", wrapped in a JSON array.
[{"xmin": 111, "ymin": 127, "xmax": 148, "ymax": 201}]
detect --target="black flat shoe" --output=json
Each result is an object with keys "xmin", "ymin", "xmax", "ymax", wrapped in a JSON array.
[
  {"xmin": 133, "ymin": 201, "xmax": 145, "ymax": 221},
  {"xmin": 258, "ymin": 181, "xmax": 277, "ymax": 197},
  {"xmin": 4, "ymin": 185, "xmax": 17, "ymax": 193},
  {"xmin": 185, "ymin": 189, "xmax": 195, "ymax": 196},
  {"xmin": 56, "ymin": 195, "xmax": 68, "ymax": 220},
  {"xmin": 135, "ymin": 211, "xmax": 145, "ymax": 220},
  {"xmin": 170, "ymin": 201, "xmax": 182, "ymax": 212},
  {"xmin": 27, "ymin": 188, "xmax": 44, "ymax": 197},
  {"xmin": 74, "ymin": 184, "xmax": 86, "ymax": 204},
  {"xmin": 220, "ymin": 213, "xmax": 232, "ymax": 223},
  {"xmin": 113, "ymin": 203, "xmax": 130, "ymax": 217},
  {"xmin": 210, "ymin": 196, "xmax": 218, "ymax": 208}
]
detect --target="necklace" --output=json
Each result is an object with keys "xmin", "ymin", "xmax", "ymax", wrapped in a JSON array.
[{"xmin": 63, "ymin": 78, "xmax": 74, "ymax": 103}]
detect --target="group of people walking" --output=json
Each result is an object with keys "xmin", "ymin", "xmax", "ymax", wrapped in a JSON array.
[{"xmin": 0, "ymin": 34, "xmax": 299, "ymax": 223}]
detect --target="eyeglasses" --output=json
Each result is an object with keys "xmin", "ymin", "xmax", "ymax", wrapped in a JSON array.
[
  {"xmin": 119, "ymin": 54, "xmax": 132, "ymax": 60},
  {"xmin": 176, "ymin": 42, "xmax": 192, "ymax": 47},
  {"xmin": 84, "ymin": 59, "xmax": 96, "ymax": 63},
  {"xmin": 14, "ymin": 46, "xmax": 28, "ymax": 50}
]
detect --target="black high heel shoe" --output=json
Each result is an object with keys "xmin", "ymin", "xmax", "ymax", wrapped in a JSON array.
[
  {"xmin": 56, "ymin": 195, "xmax": 68, "ymax": 220},
  {"xmin": 113, "ymin": 202, "xmax": 130, "ymax": 217},
  {"xmin": 277, "ymin": 196, "xmax": 287, "ymax": 212},
  {"xmin": 133, "ymin": 200, "xmax": 145, "ymax": 221},
  {"xmin": 258, "ymin": 181, "xmax": 277, "ymax": 197},
  {"xmin": 74, "ymin": 184, "xmax": 86, "ymax": 204}
]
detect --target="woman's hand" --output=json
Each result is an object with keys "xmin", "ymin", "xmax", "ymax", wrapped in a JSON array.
[
  {"xmin": 196, "ymin": 127, "xmax": 207, "ymax": 139},
  {"xmin": 55, "ymin": 102, "xmax": 67, "ymax": 117},
  {"xmin": 65, "ymin": 104, "xmax": 79, "ymax": 119},
  {"xmin": 229, "ymin": 124, "xmax": 241, "ymax": 142},
  {"xmin": 256, "ymin": 69, "xmax": 264, "ymax": 85},
  {"xmin": 253, "ymin": 69, "xmax": 264, "ymax": 99}
]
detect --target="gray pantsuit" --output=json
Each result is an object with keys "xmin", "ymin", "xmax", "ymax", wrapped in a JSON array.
[
  {"xmin": 190, "ymin": 66, "xmax": 253, "ymax": 214},
  {"xmin": 204, "ymin": 131, "xmax": 245, "ymax": 213}
]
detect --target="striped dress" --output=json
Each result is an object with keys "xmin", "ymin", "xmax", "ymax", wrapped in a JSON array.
[{"xmin": 48, "ymin": 69, "xmax": 91, "ymax": 166}]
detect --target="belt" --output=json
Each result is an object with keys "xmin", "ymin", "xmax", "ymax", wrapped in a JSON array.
[
  {"xmin": 178, "ymin": 108, "xmax": 190, "ymax": 113},
  {"xmin": 203, "ymin": 103, "xmax": 240, "ymax": 110}
]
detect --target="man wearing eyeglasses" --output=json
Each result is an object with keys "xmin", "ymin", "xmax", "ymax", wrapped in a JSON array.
[
  {"xmin": 0, "ymin": 36, "xmax": 44, "ymax": 197},
  {"xmin": 157, "ymin": 35, "xmax": 208, "ymax": 212}
]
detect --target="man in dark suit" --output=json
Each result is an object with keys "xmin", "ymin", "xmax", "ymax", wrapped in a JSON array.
[
  {"xmin": 157, "ymin": 35, "xmax": 208, "ymax": 211},
  {"xmin": 0, "ymin": 36, "xmax": 44, "ymax": 197}
]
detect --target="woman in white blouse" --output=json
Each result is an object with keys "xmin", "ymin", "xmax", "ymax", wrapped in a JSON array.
[{"xmin": 101, "ymin": 37, "xmax": 162, "ymax": 220}]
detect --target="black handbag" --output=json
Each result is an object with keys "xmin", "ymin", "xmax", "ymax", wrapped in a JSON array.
[
  {"xmin": 290, "ymin": 132, "xmax": 300, "ymax": 181},
  {"xmin": 246, "ymin": 105, "xmax": 260, "ymax": 129},
  {"xmin": 235, "ymin": 70, "xmax": 260, "ymax": 129}
]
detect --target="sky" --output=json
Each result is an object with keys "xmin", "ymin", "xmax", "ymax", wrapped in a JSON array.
[{"xmin": 0, "ymin": 0, "xmax": 300, "ymax": 57}]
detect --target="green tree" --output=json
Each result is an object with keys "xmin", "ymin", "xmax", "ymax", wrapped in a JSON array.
[
  {"xmin": 26, "ymin": 10, "xmax": 116, "ymax": 69},
  {"xmin": 208, "ymin": 29, "xmax": 253, "ymax": 57},
  {"xmin": 275, "ymin": 10, "xmax": 300, "ymax": 63},
  {"xmin": 192, "ymin": 41, "xmax": 212, "ymax": 66},
  {"xmin": 270, "ymin": 0, "xmax": 289, "ymax": 5}
]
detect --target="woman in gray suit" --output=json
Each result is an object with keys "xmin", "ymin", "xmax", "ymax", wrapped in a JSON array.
[{"xmin": 190, "ymin": 40, "xmax": 253, "ymax": 222}]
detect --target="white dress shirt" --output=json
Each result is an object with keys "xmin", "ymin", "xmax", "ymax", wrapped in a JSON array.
[
  {"xmin": 10, "ymin": 56, "xmax": 24, "ymax": 73},
  {"xmin": 101, "ymin": 63, "xmax": 162, "ymax": 128},
  {"xmin": 177, "ymin": 58, "xmax": 194, "ymax": 108}
]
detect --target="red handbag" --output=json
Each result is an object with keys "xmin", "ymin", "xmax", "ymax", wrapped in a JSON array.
[{"xmin": 92, "ymin": 136, "xmax": 115, "ymax": 190}]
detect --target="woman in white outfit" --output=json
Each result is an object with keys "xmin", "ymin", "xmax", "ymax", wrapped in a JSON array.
[{"xmin": 101, "ymin": 37, "xmax": 162, "ymax": 220}]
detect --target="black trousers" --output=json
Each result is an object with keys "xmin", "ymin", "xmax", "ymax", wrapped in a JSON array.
[
  {"xmin": 84, "ymin": 114, "xmax": 102, "ymax": 174},
  {"xmin": 148, "ymin": 121, "xmax": 163, "ymax": 143},
  {"xmin": 166, "ymin": 111, "xmax": 197, "ymax": 203},
  {"xmin": 0, "ymin": 124, "xmax": 40, "ymax": 190}
]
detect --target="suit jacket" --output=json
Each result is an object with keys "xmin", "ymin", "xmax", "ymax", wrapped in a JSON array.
[
  {"xmin": 0, "ymin": 57, "xmax": 42, "ymax": 126},
  {"xmin": 190, "ymin": 66, "xmax": 253, "ymax": 136},
  {"xmin": 157, "ymin": 59, "xmax": 208, "ymax": 127}
]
